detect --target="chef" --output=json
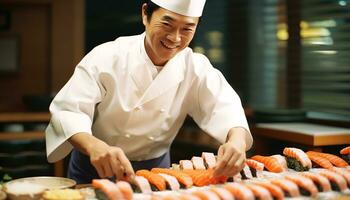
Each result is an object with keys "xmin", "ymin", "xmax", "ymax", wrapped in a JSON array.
[{"xmin": 46, "ymin": 0, "xmax": 253, "ymax": 184}]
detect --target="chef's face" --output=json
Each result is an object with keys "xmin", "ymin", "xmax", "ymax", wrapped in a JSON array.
[{"xmin": 142, "ymin": 4, "xmax": 199, "ymax": 66}]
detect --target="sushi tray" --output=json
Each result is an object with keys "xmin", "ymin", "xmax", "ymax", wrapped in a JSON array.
[{"xmin": 1, "ymin": 146, "xmax": 350, "ymax": 200}]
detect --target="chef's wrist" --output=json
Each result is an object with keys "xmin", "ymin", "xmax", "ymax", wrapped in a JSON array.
[{"xmin": 226, "ymin": 127, "xmax": 247, "ymax": 150}]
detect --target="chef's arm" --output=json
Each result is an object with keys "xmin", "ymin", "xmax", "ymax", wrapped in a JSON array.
[
  {"xmin": 226, "ymin": 127, "xmax": 252, "ymax": 151},
  {"xmin": 213, "ymin": 127, "xmax": 251, "ymax": 177},
  {"xmin": 68, "ymin": 132, "xmax": 135, "ymax": 179}
]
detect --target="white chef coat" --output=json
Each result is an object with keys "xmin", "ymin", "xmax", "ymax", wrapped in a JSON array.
[{"xmin": 46, "ymin": 32, "xmax": 252, "ymax": 163}]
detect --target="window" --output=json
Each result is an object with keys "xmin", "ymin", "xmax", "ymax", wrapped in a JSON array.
[{"xmin": 231, "ymin": 0, "xmax": 350, "ymax": 122}]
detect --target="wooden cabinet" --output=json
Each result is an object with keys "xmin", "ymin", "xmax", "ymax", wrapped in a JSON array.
[{"xmin": 0, "ymin": 112, "xmax": 64, "ymax": 178}]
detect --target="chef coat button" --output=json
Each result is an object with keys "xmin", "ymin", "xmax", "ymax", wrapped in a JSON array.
[
  {"xmin": 125, "ymin": 134, "xmax": 131, "ymax": 138},
  {"xmin": 160, "ymin": 108, "xmax": 166, "ymax": 113},
  {"xmin": 148, "ymin": 136, "xmax": 155, "ymax": 141}
]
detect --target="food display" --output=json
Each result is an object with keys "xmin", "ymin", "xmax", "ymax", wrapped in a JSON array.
[{"xmin": 2, "ymin": 146, "xmax": 350, "ymax": 199}]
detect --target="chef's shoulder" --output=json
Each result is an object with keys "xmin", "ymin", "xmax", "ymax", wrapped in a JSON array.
[
  {"xmin": 78, "ymin": 35, "xmax": 139, "ymax": 69},
  {"xmin": 184, "ymin": 48, "xmax": 216, "ymax": 78}
]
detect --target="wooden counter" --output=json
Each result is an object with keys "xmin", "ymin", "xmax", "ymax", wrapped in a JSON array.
[{"xmin": 251, "ymin": 122, "xmax": 350, "ymax": 154}]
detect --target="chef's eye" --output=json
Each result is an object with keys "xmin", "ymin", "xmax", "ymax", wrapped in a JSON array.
[{"xmin": 162, "ymin": 22, "xmax": 171, "ymax": 27}]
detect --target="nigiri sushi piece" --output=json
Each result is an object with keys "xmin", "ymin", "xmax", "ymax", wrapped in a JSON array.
[
  {"xmin": 202, "ymin": 152, "xmax": 217, "ymax": 169},
  {"xmin": 245, "ymin": 184, "xmax": 273, "ymax": 200},
  {"xmin": 340, "ymin": 146, "xmax": 350, "ymax": 164},
  {"xmin": 270, "ymin": 155, "xmax": 288, "ymax": 171},
  {"xmin": 192, "ymin": 156, "xmax": 206, "ymax": 170},
  {"xmin": 329, "ymin": 167, "xmax": 350, "ymax": 187},
  {"xmin": 158, "ymin": 173, "xmax": 180, "ymax": 190},
  {"xmin": 132, "ymin": 176, "xmax": 152, "ymax": 193},
  {"xmin": 307, "ymin": 151, "xmax": 348, "ymax": 167},
  {"xmin": 179, "ymin": 194, "xmax": 201, "ymax": 200},
  {"xmin": 300, "ymin": 172, "xmax": 331, "ymax": 192},
  {"xmin": 252, "ymin": 181, "xmax": 284, "ymax": 200},
  {"xmin": 224, "ymin": 182, "xmax": 255, "ymax": 200},
  {"xmin": 191, "ymin": 190, "xmax": 220, "ymax": 200},
  {"xmin": 116, "ymin": 181, "xmax": 133, "ymax": 200},
  {"xmin": 306, "ymin": 152, "xmax": 334, "ymax": 169},
  {"xmin": 284, "ymin": 174, "xmax": 318, "ymax": 197},
  {"xmin": 246, "ymin": 159, "xmax": 264, "ymax": 178},
  {"xmin": 180, "ymin": 160, "xmax": 194, "ymax": 170},
  {"xmin": 92, "ymin": 179, "xmax": 124, "ymax": 200},
  {"xmin": 240, "ymin": 164, "xmax": 253, "ymax": 179},
  {"xmin": 227, "ymin": 172, "xmax": 242, "ymax": 182},
  {"xmin": 315, "ymin": 169, "xmax": 348, "ymax": 192},
  {"xmin": 271, "ymin": 178, "xmax": 300, "ymax": 197},
  {"xmin": 251, "ymin": 155, "xmax": 285, "ymax": 173},
  {"xmin": 283, "ymin": 147, "xmax": 312, "ymax": 171},
  {"xmin": 151, "ymin": 168, "xmax": 193, "ymax": 189},
  {"xmin": 210, "ymin": 187, "xmax": 234, "ymax": 200},
  {"xmin": 136, "ymin": 170, "xmax": 166, "ymax": 191}
]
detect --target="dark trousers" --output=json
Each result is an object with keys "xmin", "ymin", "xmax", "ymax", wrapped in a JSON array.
[{"xmin": 67, "ymin": 149, "xmax": 170, "ymax": 184}]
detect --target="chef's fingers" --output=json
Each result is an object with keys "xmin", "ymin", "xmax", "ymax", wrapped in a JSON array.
[
  {"xmin": 92, "ymin": 161, "xmax": 105, "ymax": 178},
  {"xmin": 117, "ymin": 152, "xmax": 135, "ymax": 177},
  {"xmin": 214, "ymin": 147, "xmax": 233, "ymax": 176},
  {"xmin": 225, "ymin": 155, "xmax": 245, "ymax": 177},
  {"xmin": 219, "ymin": 152, "xmax": 240, "ymax": 176},
  {"xmin": 113, "ymin": 158, "xmax": 125, "ymax": 180},
  {"xmin": 102, "ymin": 160, "xmax": 114, "ymax": 178}
]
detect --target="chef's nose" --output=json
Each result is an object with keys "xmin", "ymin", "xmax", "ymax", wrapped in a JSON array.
[{"xmin": 167, "ymin": 30, "xmax": 181, "ymax": 43}]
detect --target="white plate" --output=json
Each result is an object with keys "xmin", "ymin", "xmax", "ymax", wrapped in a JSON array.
[{"xmin": 4, "ymin": 176, "xmax": 76, "ymax": 190}]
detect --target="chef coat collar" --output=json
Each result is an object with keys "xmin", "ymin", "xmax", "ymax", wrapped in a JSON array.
[{"xmin": 130, "ymin": 32, "xmax": 185, "ymax": 107}]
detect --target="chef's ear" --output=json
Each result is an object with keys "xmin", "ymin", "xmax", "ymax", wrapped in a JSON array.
[{"xmin": 141, "ymin": 3, "xmax": 148, "ymax": 25}]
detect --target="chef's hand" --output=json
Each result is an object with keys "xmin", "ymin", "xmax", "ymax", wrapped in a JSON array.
[
  {"xmin": 213, "ymin": 127, "xmax": 248, "ymax": 177},
  {"xmin": 89, "ymin": 142, "xmax": 135, "ymax": 180},
  {"xmin": 69, "ymin": 132, "xmax": 135, "ymax": 180}
]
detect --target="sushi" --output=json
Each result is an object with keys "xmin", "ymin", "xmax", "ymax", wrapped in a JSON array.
[
  {"xmin": 340, "ymin": 146, "xmax": 350, "ymax": 164},
  {"xmin": 284, "ymin": 174, "xmax": 318, "ymax": 197},
  {"xmin": 307, "ymin": 151, "xmax": 348, "ymax": 167},
  {"xmin": 202, "ymin": 152, "xmax": 217, "ymax": 169},
  {"xmin": 251, "ymin": 155, "xmax": 285, "ymax": 173},
  {"xmin": 283, "ymin": 147, "xmax": 311, "ymax": 171},
  {"xmin": 245, "ymin": 159, "xmax": 264, "ymax": 178},
  {"xmin": 300, "ymin": 172, "xmax": 331, "ymax": 192}
]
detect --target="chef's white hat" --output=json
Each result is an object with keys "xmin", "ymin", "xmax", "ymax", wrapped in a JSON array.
[{"xmin": 150, "ymin": 0, "xmax": 206, "ymax": 17}]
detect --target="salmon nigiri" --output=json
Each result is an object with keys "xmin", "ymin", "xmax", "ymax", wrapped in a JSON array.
[
  {"xmin": 252, "ymin": 181, "xmax": 284, "ymax": 200},
  {"xmin": 315, "ymin": 169, "xmax": 348, "ymax": 192},
  {"xmin": 116, "ymin": 181, "xmax": 133, "ymax": 200},
  {"xmin": 307, "ymin": 151, "xmax": 348, "ymax": 167},
  {"xmin": 251, "ymin": 155, "xmax": 285, "ymax": 173},
  {"xmin": 246, "ymin": 159, "xmax": 264, "ymax": 178},
  {"xmin": 300, "ymin": 172, "xmax": 331, "ymax": 192},
  {"xmin": 136, "ymin": 170, "xmax": 166, "ymax": 191},
  {"xmin": 340, "ymin": 146, "xmax": 350, "ymax": 164},
  {"xmin": 271, "ymin": 178, "xmax": 300, "ymax": 197},
  {"xmin": 306, "ymin": 152, "xmax": 334, "ymax": 169},
  {"xmin": 151, "ymin": 168, "xmax": 193, "ymax": 188},
  {"xmin": 245, "ymin": 184, "xmax": 273, "ymax": 200},
  {"xmin": 191, "ymin": 190, "xmax": 220, "ymax": 200},
  {"xmin": 284, "ymin": 174, "xmax": 318, "ymax": 198},
  {"xmin": 283, "ymin": 147, "xmax": 312, "ymax": 171},
  {"xmin": 210, "ymin": 187, "xmax": 234, "ymax": 200},
  {"xmin": 224, "ymin": 182, "xmax": 255, "ymax": 200},
  {"xmin": 92, "ymin": 179, "xmax": 124, "ymax": 200}
]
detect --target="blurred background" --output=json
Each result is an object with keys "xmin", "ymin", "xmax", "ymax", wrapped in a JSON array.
[{"xmin": 0, "ymin": 0, "xmax": 349, "ymax": 179}]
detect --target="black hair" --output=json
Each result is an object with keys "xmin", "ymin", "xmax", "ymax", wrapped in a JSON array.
[{"xmin": 143, "ymin": 0, "xmax": 160, "ymax": 22}]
